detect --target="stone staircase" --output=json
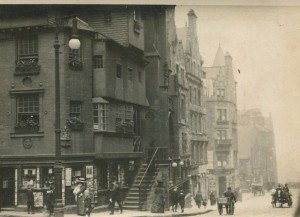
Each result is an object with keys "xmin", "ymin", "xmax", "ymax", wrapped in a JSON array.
[{"xmin": 123, "ymin": 163, "xmax": 157, "ymax": 210}]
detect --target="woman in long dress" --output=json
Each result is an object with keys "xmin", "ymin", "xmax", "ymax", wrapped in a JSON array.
[{"xmin": 73, "ymin": 178, "xmax": 87, "ymax": 216}]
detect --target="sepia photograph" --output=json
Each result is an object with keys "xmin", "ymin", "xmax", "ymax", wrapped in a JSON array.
[{"xmin": 0, "ymin": 1, "xmax": 299, "ymax": 217}]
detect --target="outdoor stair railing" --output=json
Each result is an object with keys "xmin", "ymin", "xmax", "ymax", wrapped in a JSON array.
[{"xmin": 137, "ymin": 147, "xmax": 162, "ymax": 210}]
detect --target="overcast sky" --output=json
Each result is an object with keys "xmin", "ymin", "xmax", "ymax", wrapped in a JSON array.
[{"xmin": 175, "ymin": 5, "xmax": 300, "ymax": 182}]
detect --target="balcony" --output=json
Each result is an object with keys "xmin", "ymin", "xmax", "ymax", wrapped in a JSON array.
[
  {"xmin": 216, "ymin": 120, "xmax": 229, "ymax": 125},
  {"xmin": 215, "ymin": 139, "xmax": 232, "ymax": 147},
  {"xmin": 15, "ymin": 58, "xmax": 41, "ymax": 75}
]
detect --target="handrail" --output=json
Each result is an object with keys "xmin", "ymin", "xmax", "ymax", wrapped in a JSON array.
[
  {"xmin": 138, "ymin": 147, "xmax": 159, "ymax": 186},
  {"xmin": 169, "ymin": 176, "xmax": 190, "ymax": 191}
]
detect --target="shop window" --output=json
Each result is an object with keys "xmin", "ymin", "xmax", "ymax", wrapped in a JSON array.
[
  {"xmin": 15, "ymin": 94, "xmax": 40, "ymax": 134},
  {"xmin": 93, "ymin": 103, "xmax": 109, "ymax": 131},
  {"xmin": 93, "ymin": 55, "xmax": 103, "ymax": 69},
  {"xmin": 21, "ymin": 168, "xmax": 37, "ymax": 188},
  {"xmin": 41, "ymin": 167, "xmax": 54, "ymax": 188}
]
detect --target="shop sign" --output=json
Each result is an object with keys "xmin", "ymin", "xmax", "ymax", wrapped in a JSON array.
[
  {"xmin": 33, "ymin": 192, "xmax": 43, "ymax": 207},
  {"xmin": 86, "ymin": 166, "xmax": 93, "ymax": 179},
  {"xmin": 65, "ymin": 168, "xmax": 72, "ymax": 186}
]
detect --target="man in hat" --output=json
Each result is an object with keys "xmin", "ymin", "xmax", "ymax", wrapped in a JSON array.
[
  {"xmin": 73, "ymin": 178, "xmax": 87, "ymax": 216},
  {"xmin": 170, "ymin": 187, "xmax": 179, "ymax": 212},
  {"xmin": 223, "ymin": 187, "xmax": 236, "ymax": 214},
  {"xmin": 26, "ymin": 185, "xmax": 35, "ymax": 214},
  {"xmin": 178, "ymin": 190, "xmax": 185, "ymax": 213},
  {"xmin": 109, "ymin": 180, "xmax": 123, "ymax": 215},
  {"xmin": 46, "ymin": 185, "xmax": 55, "ymax": 217}
]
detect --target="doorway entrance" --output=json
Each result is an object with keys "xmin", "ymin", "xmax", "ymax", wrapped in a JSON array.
[
  {"xmin": 218, "ymin": 176, "xmax": 227, "ymax": 196},
  {"xmin": 0, "ymin": 167, "xmax": 15, "ymax": 207}
]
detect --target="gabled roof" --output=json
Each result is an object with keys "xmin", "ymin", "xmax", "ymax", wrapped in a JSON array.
[{"xmin": 213, "ymin": 45, "xmax": 225, "ymax": 67}]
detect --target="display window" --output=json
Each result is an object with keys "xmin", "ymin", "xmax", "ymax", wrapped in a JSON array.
[{"xmin": 21, "ymin": 168, "xmax": 37, "ymax": 188}]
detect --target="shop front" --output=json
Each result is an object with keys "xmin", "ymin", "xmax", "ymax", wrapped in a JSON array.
[{"xmin": 95, "ymin": 153, "xmax": 142, "ymax": 205}]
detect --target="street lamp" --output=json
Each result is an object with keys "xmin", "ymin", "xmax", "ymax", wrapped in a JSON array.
[
  {"xmin": 53, "ymin": 16, "xmax": 80, "ymax": 217},
  {"xmin": 172, "ymin": 162, "xmax": 177, "ymax": 183}
]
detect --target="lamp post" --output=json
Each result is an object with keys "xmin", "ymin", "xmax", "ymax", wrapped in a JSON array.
[
  {"xmin": 53, "ymin": 16, "xmax": 80, "ymax": 217},
  {"xmin": 172, "ymin": 162, "xmax": 177, "ymax": 183}
]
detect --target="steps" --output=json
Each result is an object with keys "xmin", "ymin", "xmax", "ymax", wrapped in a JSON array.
[{"xmin": 123, "ymin": 163, "xmax": 157, "ymax": 210}]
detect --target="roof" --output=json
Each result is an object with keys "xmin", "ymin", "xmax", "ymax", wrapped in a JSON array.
[
  {"xmin": 213, "ymin": 45, "xmax": 225, "ymax": 67},
  {"xmin": 176, "ymin": 27, "xmax": 187, "ymax": 50}
]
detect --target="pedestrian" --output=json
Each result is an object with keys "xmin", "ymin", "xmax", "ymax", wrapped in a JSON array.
[
  {"xmin": 45, "ymin": 185, "xmax": 55, "ymax": 217},
  {"xmin": 26, "ymin": 185, "xmax": 35, "ymax": 214},
  {"xmin": 170, "ymin": 187, "xmax": 179, "ymax": 212},
  {"xmin": 209, "ymin": 191, "xmax": 216, "ymax": 206},
  {"xmin": 84, "ymin": 189, "xmax": 93, "ymax": 217},
  {"xmin": 73, "ymin": 178, "xmax": 87, "ymax": 216},
  {"xmin": 194, "ymin": 191, "xmax": 203, "ymax": 208},
  {"xmin": 150, "ymin": 180, "xmax": 165, "ymax": 213},
  {"xmin": 109, "ymin": 180, "xmax": 123, "ymax": 215},
  {"xmin": 178, "ymin": 190, "xmax": 185, "ymax": 213}
]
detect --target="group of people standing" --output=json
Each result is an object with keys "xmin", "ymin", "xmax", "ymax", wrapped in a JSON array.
[{"xmin": 170, "ymin": 187, "xmax": 186, "ymax": 213}]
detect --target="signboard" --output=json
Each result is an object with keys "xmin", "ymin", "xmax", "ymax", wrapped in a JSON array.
[
  {"xmin": 65, "ymin": 168, "xmax": 72, "ymax": 187},
  {"xmin": 33, "ymin": 192, "xmax": 43, "ymax": 207},
  {"xmin": 86, "ymin": 166, "xmax": 93, "ymax": 179}
]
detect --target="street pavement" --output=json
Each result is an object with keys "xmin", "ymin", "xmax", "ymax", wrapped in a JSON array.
[
  {"xmin": 204, "ymin": 189, "xmax": 299, "ymax": 217},
  {"xmin": 0, "ymin": 189, "xmax": 299, "ymax": 217}
]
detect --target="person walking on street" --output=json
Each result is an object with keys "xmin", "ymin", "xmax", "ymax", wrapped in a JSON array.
[
  {"xmin": 73, "ymin": 178, "xmax": 87, "ymax": 216},
  {"xmin": 109, "ymin": 181, "xmax": 123, "ymax": 215},
  {"xmin": 45, "ymin": 185, "xmax": 55, "ymax": 217},
  {"xmin": 26, "ymin": 185, "xmax": 35, "ymax": 214},
  {"xmin": 194, "ymin": 191, "xmax": 203, "ymax": 208},
  {"xmin": 170, "ymin": 187, "xmax": 179, "ymax": 212},
  {"xmin": 209, "ymin": 191, "xmax": 216, "ymax": 205},
  {"xmin": 178, "ymin": 190, "xmax": 185, "ymax": 213},
  {"xmin": 84, "ymin": 189, "xmax": 93, "ymax": 217}
]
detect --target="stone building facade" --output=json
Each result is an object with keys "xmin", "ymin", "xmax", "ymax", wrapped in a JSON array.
[
  {"xmin": 0, "ymin": 5, "xmax": 149, "ymax": 208},
  {"xmin": 175, "ymin": 10, "xmax": 209, "ymax": 198},
  {"xmin": 203, "ymin": 46, "xmax": 239, "ymax": 196},
  {"xmin": 238, "ymin": 109, "xmax": 278, "ymax": 191}
]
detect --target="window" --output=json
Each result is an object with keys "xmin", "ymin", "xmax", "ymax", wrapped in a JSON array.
[
  {"xmin": 217, "ymin": 88, "xmax": 225, "ymax": 98},
  {"xmin": 138, "ymin": 71, "xmax": 142, "ymax": 83},
  {"xmin": 93, "ymin": 55, "xmax": 103, "ymax": 69},
  {"xmin": 189, "ymin": 86, "xmax": 192, "ymax": 102},
  {"xmin": 217, "ymin": 130, "xmax": 227, "ymax": 140},
  {"xmin": 198, "ymin": 89, "xmax": 201, "ymax": 105},
  {"xmin": 15, "ymin": 94, "xmax": 39, "ymax": 133},
  {"xmin": 125, "ymin": 105, "xmax": 133, "ymax": 123},
  {"xmin": 198, "ymin": 114, "xmax": 202, "ymax": 133},
  {"xmin": 181, "ymin": 95, "xmax": 186, "ymax": 120},
  {"xmin": 93, "ymin": 103, "xmax": 108, "ymax": 131},
  {"xmin": 194, "ymin": 88, "xmax": 197, "ymax": 104},
  {"xmin": 127, "ymin": 68, "xmax": 133, "ymax": 82},
  {"xmin": 17, "ymin": 36, "xmax": 38, "ymax": 61},
  {"xmin": 21, "ymin": 168, "xmax": 37, "ymax": 188},
  {"xmin": 116, "ymin": 64, "xmax": 122, "ymax": 78},
  {"xmin": 70, "ymin": 101, "xmax": 82, "ymax": 119},
  {"xmin": 217, "ymin": 109, "xmax": 227, "ymax": 121},
  {"xmin": 217, "ymin": 152, "xmax": 229, "ymax": 167},
  {"xmin": 180, "ymin": 68, "xmax": 185, "ymax": 85}
]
